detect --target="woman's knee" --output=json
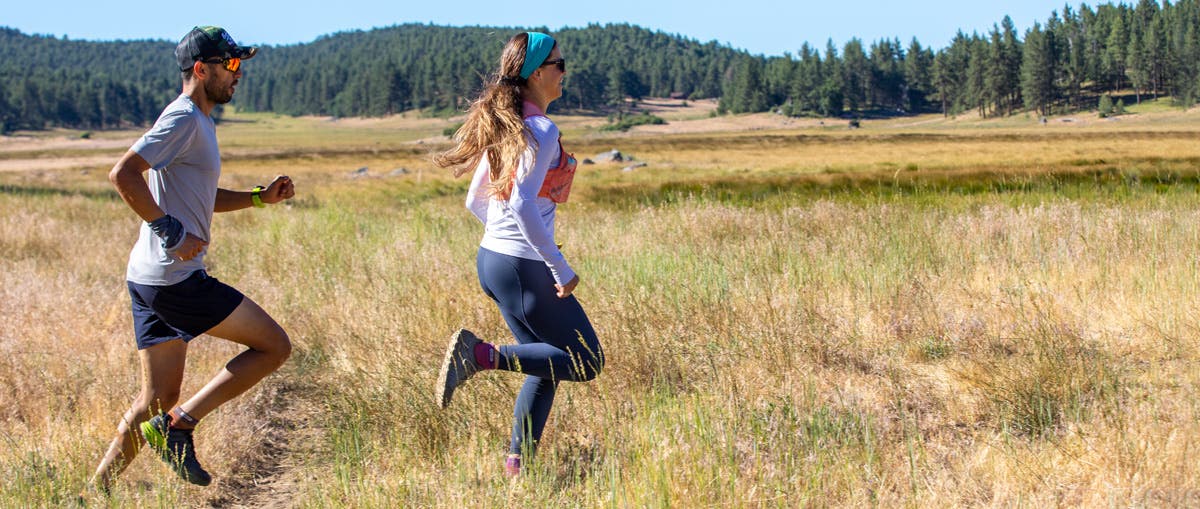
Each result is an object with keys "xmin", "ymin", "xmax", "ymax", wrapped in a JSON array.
[{"xmin": 574, "ymin": 344, "xmax": 604, "ymax": 381}]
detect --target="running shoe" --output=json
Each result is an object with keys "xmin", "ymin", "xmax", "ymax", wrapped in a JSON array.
[
  {"xmin": 140, "ymin": 413, "xmax": 212, "ymax": 486},
  {"xmin": 436, "ymin": 329, "xmax": 483, "ymax": 408}
]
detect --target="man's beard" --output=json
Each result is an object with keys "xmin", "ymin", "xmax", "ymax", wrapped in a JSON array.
[{"xmin": 205, "ymin": 79, "xmax": 234, "ymax": 104}]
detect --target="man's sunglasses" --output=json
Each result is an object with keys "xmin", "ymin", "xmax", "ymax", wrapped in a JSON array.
[
  {"xmin": 540, "ymin": 58, "xmax": 565, "ymax": 73},
  {"xmin": 201, "ymin": 57, "xmax": 242, "ymax": 73}
]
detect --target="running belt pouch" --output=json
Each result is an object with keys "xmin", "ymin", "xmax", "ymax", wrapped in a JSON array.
[{"xmin": 538, "ymin": 144, "xmax": 576, "ymax": 203}]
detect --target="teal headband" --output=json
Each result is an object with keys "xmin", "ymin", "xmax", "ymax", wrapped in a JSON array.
[{"xmin": 519, "ymin": 32, "xmax": 556, "ymax": 79}]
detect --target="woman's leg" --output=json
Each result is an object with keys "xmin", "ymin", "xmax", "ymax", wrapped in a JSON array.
[
  {"xmin": 510, "ymin": 376, "xmax": 558, "ymax": 455},
  {"xmin": 477, "ymin": 249, "xmax": 604, "ymax": 381},
  {"xmin": 476, "ymin": 248, "xmax": 604, "ymax": 456}
]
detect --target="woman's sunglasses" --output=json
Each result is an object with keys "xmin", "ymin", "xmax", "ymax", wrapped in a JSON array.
[
  {"xmin": 540, "ymin": 58, "xmax": 565, "ymax": 73},
  {"xmin": 202, "ymin": 57, "xmax": 242, "ymax": 73}
]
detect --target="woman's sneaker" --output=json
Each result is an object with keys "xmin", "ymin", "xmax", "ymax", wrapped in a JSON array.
[
  {"xmin": 436, "ymin": 329, "xmax": 483, "ymax": 408},
  {"xmin": 140, "ymin": 413, "xmax": 212, "ymax": 486}
]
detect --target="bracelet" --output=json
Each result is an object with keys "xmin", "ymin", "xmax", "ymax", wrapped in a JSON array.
[{"xmin": 251, "ymin": 186, "xmax": 266, "ymax": 208}]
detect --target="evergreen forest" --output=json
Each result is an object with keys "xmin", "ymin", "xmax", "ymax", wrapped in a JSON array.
[{"xmin": 1, "ymin": 0, "xmax": 1198, "ymax": 132}]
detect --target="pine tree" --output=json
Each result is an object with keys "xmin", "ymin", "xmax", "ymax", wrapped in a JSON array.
[
  {"xmin": 841, "ymin": 38, "xmax": 869, "ymax": 112},
  {"xmin": 1022, "ymin": 22, "xmax": 1059, "ymax": 116},
  {"xmin": 1102, "ymin": 6, "xmax": 1130, "ymax": 92},
  {"xmin": 903, "ymin": 38, "xmax": 934, "ymax": 113}
]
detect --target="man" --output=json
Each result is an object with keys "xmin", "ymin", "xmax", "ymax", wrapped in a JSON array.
[{"xmin": 88, "ymin": 26, "xmax": 295, "ymax": 492}]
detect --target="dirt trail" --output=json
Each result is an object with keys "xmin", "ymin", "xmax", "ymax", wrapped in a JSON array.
[{"xmin": 203, "ymin": 378, "xmax": 321, "ymax": 509}]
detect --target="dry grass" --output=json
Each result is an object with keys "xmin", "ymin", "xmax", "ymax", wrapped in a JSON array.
[{"xmin": 2, "ymin": 108, "xmax": 1200, "ymax": 507}]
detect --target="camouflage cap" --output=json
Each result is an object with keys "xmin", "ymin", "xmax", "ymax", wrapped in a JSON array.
[{"xmin": 175, "ymin": 26, "xmax": 258, "ymax": 71}]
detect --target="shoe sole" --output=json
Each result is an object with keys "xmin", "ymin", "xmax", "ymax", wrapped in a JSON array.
[{"xmin": 436, "ymin": 329, "xmax": 473, "ymax": 408}]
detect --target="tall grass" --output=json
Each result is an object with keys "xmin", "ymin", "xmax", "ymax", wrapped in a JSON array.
[{"xmin": 2, "ymin": 121, "xmax": 1200, "ymax": 507}]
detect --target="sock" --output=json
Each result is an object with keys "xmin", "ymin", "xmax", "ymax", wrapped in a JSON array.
[
  {"xmin": 474, "ymin": 342, "xmax": 497, "ymax": 370},
  {"xmin": 168, "ymin": 407, "xmax": 199, "ymax": 430}
]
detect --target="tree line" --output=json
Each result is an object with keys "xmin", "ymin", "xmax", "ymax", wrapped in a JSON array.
[
  {"xmin": 1, "ymin": 1, "xmax": 1197, "ymax": 132},
  {"xmin": 723, "ymin": 0, "xmax": 1200, "ymax": 117}
]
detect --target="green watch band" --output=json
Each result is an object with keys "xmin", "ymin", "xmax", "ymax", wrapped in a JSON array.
[{"xmin": 251, "ymin": 186, "xmax": 266, "ymax": 208}]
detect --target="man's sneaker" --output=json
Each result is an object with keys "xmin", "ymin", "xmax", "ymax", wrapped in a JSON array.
[
  {"xmin": 139, "ymin": 413, "xmax": 212, "ymax": 486},
  {"xmin": 436, "ymin": 329, "xmax": 483, "ymax": 408}
]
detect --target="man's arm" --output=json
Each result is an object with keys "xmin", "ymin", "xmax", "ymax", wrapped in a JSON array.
[
  {"xmin": 108, "ymin": 150, "xmax": 207, "ymax": 260},
  {"xmin": 215, "ymin": 175, "xmax": 295, "ymax": 212},
  {"xmin": 108, "ymin": 150, "xmax": 166, "ymax": 222}
]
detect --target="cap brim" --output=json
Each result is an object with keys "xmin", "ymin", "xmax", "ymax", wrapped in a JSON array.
[{"xmin": 236, "ymin": 46, "xmax": 258, "ymax": 60}]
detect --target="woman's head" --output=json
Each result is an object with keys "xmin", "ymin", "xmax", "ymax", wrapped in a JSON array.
[
  {"xmin": 496, "ymin": 32, "xmax": 564, "ymax": 103},
  {"xmin": 434, "ymin": 32, "xmax": 563, "ymax": 190}
]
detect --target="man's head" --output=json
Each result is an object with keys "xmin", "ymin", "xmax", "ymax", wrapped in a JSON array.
[
  {"xmin": 176, "ymin": 26, "xmax": 257, "ymax": 104},
  {"xmin": 176, "ymin": 26, "xmax": 257, "ymax": 73}
]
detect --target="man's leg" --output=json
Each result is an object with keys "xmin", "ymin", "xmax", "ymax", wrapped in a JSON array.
[
  {"xmin": 175, "ymin": 296, "xmax": 291, "ymax": 421},
  {"xmin": 90, "ymin": 339, "xmax": 188, "ymax": 490}
]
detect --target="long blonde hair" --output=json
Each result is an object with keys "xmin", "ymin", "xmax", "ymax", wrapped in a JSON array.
[{"xmin": 435, "ymin": 32, "xmax": 552, "ymax": 196}]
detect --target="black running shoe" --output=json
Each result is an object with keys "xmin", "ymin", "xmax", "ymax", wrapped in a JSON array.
[
  {"xmin": 140, "ymin": 413, "xmax": 212, "ymax": 486},
  {"xmin": 436, "ymin": 329, "xmax": 484, "ymax": 408}
]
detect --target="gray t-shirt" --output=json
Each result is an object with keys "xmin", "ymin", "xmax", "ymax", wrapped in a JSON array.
[{"xmin": 125, "ymin": 94, "xmax": 221, "ymax": 286}]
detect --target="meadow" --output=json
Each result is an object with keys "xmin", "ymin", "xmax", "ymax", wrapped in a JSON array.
[{"xmin": 2, "ymin": 100, "xmax": 1200, "ymax": 507}]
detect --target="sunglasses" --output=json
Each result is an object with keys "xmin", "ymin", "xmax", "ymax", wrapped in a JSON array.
[
  {"xmin": 540, "ymin": 58, "xmax": 565, "ymax": 73},
  {"xmin": 201, "ymin": 57, "xmax": 242, "ymax": 73}
]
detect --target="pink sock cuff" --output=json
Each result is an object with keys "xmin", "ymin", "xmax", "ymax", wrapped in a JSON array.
[{"xmin": 474, "ymin": 342, "xmax": 497, "ymax": 369}]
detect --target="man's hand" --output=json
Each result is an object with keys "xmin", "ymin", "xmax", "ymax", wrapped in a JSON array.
[
  {"xmin": 262, "ymin": 175, "xmax": 296, "ymax": 204},
  {"xmin": 171, "ymin": 233, "xmax": 208, "ymax": 261}
]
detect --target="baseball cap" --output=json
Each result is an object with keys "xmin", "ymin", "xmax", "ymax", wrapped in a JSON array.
[{"xmin": 175, "ymin": 26, "xmax": 258, "ymax": 71}]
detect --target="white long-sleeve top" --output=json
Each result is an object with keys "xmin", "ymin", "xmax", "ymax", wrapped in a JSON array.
[{"xmin": 465, "ymin": 103, "xmax": 575, "ymax": 285}]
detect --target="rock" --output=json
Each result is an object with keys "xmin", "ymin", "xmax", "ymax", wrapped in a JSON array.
[
  {"xmin": 594, "ymin": 149, "xmax": 623, "ymax": 163},
  {"xmin": 350, "ymin": 167, "xmax": 369, "ymax": 177},
  {"xmin": 622, "ymin": 162, "xmax": 648, "ymax": 172},
  {"xmin": 389, "ymin": 168, "xmax": 410, "ymax": 176},
  {"xmin": 582, "ymin": 158, "xmax": 594, "ymax": 165}
]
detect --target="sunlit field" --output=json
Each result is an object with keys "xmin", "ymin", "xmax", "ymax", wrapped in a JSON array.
[{"xmin": 3, "ymin": 101, "xmax": 1200, "ymax": 507}]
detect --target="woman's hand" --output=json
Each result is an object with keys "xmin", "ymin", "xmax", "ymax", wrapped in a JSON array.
[{"xmin": 555, "ymin": 275, "xmax": 580, "ymax": 298}]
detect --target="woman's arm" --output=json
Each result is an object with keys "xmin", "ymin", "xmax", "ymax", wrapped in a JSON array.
[
  {"xmin": 465, "ymin": 157, "xmax": 490, "ymax": 224},
  {"xmin": 507, "ymin": 120, "xmax": 575, "ymax": 286}
]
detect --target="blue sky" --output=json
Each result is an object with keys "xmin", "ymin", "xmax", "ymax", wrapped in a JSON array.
[{"xmin": 9, "ymin": 0, "xmax": 1110, "ymax": 55}]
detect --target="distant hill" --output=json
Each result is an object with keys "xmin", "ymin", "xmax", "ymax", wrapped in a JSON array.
[
  {"xmin": 235, "ymin": 23, "xmax": 742, "ymax": 117},
  {"xmin": 0, "ymin": 23, "xmax": 744, "ymax": 131},
  {"xmin": 1, "ymin": 1, "xmax": 1197, "ymax": 133}
]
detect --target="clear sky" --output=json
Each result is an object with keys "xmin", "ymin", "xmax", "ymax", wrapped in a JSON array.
[{"xmin": 7, "ymin": 0, "xmax": 1112, "ymax": 55}]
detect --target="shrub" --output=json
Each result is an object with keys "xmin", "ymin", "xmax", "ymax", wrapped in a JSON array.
[
  {"xmin": 599, "ymin": 113, "xmax": 666, "ymax": 132},
  {"xmin": 1098, "ymin": 95, "xmax": 1113, "ymax": 118}
]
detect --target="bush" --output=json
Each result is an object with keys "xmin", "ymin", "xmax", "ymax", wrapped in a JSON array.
[
  {"xmin": 442, "ymin": 122, "xmax": 463, "ymax": 137},
  {"xmin": 1098, "ymin": 95, "xmax": 1113, "ymax": 118},
  {"xmin": 599, "ymin": 113, "xmax": 666, "ymax": 132}
]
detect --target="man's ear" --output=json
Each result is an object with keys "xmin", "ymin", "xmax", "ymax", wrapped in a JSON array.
[{"xmin": 191, "ymin": 60, "xmax": 207, "ymax": 80}]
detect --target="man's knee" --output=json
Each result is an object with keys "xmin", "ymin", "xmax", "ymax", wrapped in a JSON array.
[{"xmin": 265, "ymin": 328, "xmax": 292, "ymax": 368}]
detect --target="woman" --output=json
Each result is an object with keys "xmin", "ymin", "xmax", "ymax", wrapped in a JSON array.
[{"xmin": 434, "ymin": 31, "xmax": 604, "ymax": 476}]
